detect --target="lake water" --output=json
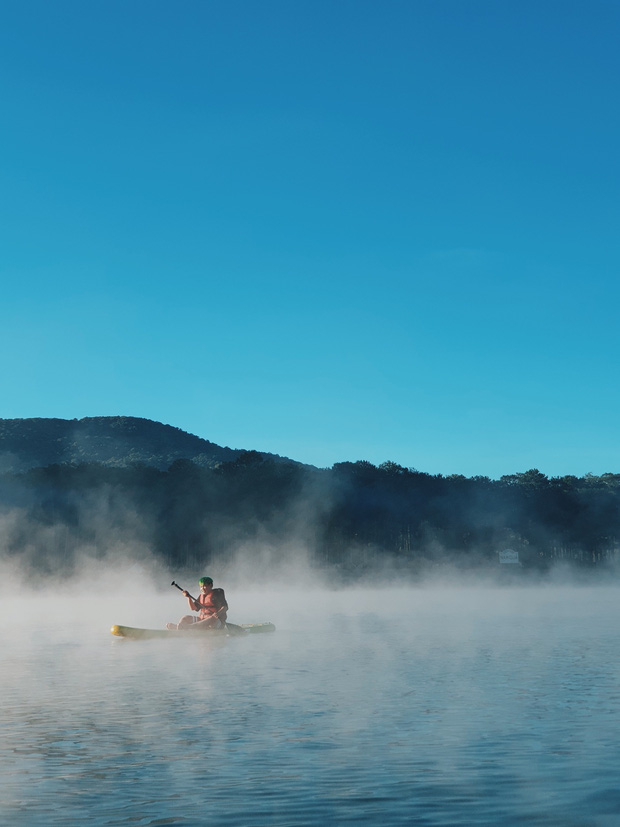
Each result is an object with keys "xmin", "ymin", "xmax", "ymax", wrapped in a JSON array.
[{"xmin": 2, "ymin": 581, "xmax": 620, "ymax": 826}]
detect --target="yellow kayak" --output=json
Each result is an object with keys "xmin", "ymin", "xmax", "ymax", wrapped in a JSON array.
[{"xmin": 110, "ymin": 622, "xmax": 275, "ymax": 640}]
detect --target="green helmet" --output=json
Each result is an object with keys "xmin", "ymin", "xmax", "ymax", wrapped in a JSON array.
[{"xmin": 199, "ymin": 576, "xmax": 213, "ymax": 585}]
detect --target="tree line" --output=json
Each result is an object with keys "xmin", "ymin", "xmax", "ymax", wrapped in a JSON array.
[{"xmin": 1, "ymin": 454, "xmax": 619, "ymax": 579}]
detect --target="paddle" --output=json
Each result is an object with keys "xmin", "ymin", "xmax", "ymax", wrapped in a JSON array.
[{"xmin": 170, "ymin": 581, "xmax": 246, "ymax": 634}]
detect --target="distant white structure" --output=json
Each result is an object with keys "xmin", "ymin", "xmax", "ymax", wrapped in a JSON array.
[{"xmin": 498, "ymin": 548, "xmax": 520, "ymax": 565}]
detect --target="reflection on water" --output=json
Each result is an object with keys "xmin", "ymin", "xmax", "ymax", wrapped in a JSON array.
[{"xmin": 1, "ymin": 586, "xmax": 620, "ymax": 825}]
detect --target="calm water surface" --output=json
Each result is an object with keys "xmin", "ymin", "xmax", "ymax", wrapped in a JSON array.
[{"xmin": 2, "ymin": 584, "xmax": 620, "ymax": 826}]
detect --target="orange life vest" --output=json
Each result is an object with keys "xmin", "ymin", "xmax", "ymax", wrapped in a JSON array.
[{"xmin": 196, "ymin": 588, "xmax": 228, "ymax": 620}]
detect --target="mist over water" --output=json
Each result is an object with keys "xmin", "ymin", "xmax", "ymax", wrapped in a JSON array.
[{"xmin": 2, "ymin": 573, "xmax": 620, "ymax": 826}]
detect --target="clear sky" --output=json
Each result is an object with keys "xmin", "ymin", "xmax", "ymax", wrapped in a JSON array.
[{"xmin": 1, "ymin": 1, "xmax": 618, "ymax": 478}]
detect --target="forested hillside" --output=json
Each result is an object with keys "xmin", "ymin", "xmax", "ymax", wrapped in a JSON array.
[
  {"xmin": 0, "ymin": 416, "xmax": 299, "ymax": 472},
  {"xmin": 1, "ymin": 425, "xmax": 619, "ymax": 580}
]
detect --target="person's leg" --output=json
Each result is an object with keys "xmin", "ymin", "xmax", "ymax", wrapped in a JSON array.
[
  {"xmin": 190, "ymin": 616, "xmax": 222, "ymax": 629},
  {"xmin": 176, "ymin": 615, "xmax": 198, "ymax": 629}
]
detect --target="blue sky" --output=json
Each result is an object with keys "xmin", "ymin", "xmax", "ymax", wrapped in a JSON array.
[{"xmin": 1, "ymin": 0, "xmax": 618, "ymax": 478}]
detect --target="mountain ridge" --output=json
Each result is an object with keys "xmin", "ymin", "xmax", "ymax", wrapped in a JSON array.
[{"xmin": 0, "ymin": 416, "xmax": 305, "ymax": 473}]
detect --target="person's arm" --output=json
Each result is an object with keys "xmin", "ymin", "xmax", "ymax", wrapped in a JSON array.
[
  {"xmin": 183, "ymin": 590, "xmax": 200, "ymax": 612},
  {"xmin": 213, "ymin": 590, "xmax": 228, "ymax": 618}
]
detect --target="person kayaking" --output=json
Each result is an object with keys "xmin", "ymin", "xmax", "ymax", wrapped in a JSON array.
[{"xmin": 167, "ymin": 576, "xmax": 228, "ymax": 630}]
